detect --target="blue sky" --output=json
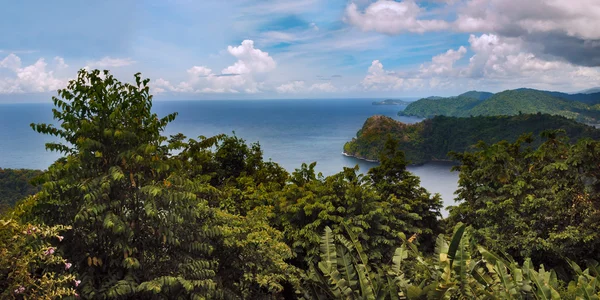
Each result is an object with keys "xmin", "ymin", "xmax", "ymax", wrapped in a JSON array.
[{"xmin": 1, "ymin": 0, "xmax": 599, "ymax": 101}]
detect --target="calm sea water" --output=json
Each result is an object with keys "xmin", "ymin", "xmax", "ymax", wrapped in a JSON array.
[{"xmin": 0, "ymin": 99, "xmax": 459, "ymax": 212}]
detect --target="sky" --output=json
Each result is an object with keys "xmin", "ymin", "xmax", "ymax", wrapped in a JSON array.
[{"xmin": 1, "ymin": 0, "xmax": 600, "ymax": 101}]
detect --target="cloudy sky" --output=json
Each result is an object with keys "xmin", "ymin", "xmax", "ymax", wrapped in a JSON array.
[{"xmin": 1, "ymin": 0, "xmax": 599, "ymax": 101}]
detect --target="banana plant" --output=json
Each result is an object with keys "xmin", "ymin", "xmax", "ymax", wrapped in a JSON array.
[{"xmin": 302, "ymin": 223, "xmax": 600, "ymax": 300}]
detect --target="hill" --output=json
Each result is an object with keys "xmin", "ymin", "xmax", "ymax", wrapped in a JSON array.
[
  {"xmin": 518, "ymin": 88, "xmax": 600, "ymax": 105},
  {"xmin": 401, "ymin": 89, "xmax": 600, "ymax": 123},
  {"xmin": 343, "ymin": 114, "xmax": 600, "ymax": 164},
  {"xmin": 0, "ymin": 168, "xmax": 43, "ymax": 214},
  {"xmin": 398, "ymin": 96, "xmax": 480, "ymax": 118},
  {"xmin": 458, "ymin": 90, "xmax": 494, "ymax": 100},
  {"xmin": 579, "ymin": 87, "xmax": 600, "ymax": 94}
]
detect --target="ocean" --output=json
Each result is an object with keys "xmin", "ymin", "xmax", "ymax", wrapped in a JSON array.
[{"xmin": 0, "ymin": 99, "xmax": 459, "ymax": 212}]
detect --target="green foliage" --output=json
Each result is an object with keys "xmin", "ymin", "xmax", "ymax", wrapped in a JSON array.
[
  {"xmin": 24, "ymin": 69, "xmax": 294, "ymax": 299},
  {"xmin": 0, "ymin": 168, "xmax": 43, "ymax": 215},
  {"xmin": 448, "ymin": 130, "xmax": 600, "ymax": 266},
  {"xmin": 458, "ymin": 91, "xmax": 494, "ymax": 101},
  {"xmin": 275, "ymin": 142, "xmax": 441, "ymax": 266},
  {"xmin": 399, "ymin": 96, "xmax": 481, "ymax": 118},
  {"xmin": 0, "ymin": 216, "xmax": 77, "ymax": 299},
  {"xmin": 401, "ymin": 89, "xmax": 600, "ymax": 123},
  {"xmin": 344, "ymin": 113, "xmax": 600, "ymax": 163},
  {"xmin": 303, "ymin": 224, "xmax": 600, "ymax": 299}
]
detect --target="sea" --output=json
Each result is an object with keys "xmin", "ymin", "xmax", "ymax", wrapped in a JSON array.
[{"xmin": 0, "ymin": 99, "xmax": 459, "ymax": 214}]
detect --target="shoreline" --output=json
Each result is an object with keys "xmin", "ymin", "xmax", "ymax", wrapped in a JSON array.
[
  {"xmin": 342, "ymin": 152, "xmax": 458, "ymax": 166},
  {"xmin": 341, "ymin": 152, "xmax": 379, "ymax": 163}
]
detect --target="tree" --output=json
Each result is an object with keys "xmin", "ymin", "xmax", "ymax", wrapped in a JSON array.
[
  {"xmin": 368, "ymin": 137, "xmax": 442, "ymax": 250},
  {"xmin": 448, "ymin": 130, "xmax": 600, "ymax": 267},
  {"xmin": 25, "ymin": 69, "xmax": 295, "ymax": 299}
]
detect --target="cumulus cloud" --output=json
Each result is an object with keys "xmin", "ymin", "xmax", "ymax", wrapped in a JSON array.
[
  {"xmin": 419, "ymin": 46, "xmax": 467, "ymax": 76},
  {"xmin": 0, "ymin": 54, "xmax": 68, "ymax": 94},
  {"xmin": 276, "ymin": 81, "xmax": 305, "ymax": 93},
  {"xmin": 362, "ymin": 60, "xmax": 406, "ymax": 90},
  {"xmin": 155, "ymin": 40, "xmax": 276, "ymax": 94},
  {"xmin": 361, "ymin": 33, "xmax": 600, "ymax": 92},
  {"xmin": 275, "ymin": 81, "xmax": 338, "ymax": 93},
  {"xmin": 86, "ymin": 57, "xmax": 136, "ymax": 68},
  {"xmin": 462, "ymin": 34, "xmax": 600, "ymax": 88},
  {"xmin": 222, "ymin": 40, "xmax": 276, "ymax": 74},
  {"xmin": 346, "ymin": 0, "xmax": 600, "ymax": 67},
  {"xmin": 54, "ymin": 56, "xmax": 68, "ymax": 69},
  {"xmin": 310, "ymin": 82, "xmax": 337, "ymax": 92},
  {"xmin": 345, "ymin": 0, "xmax": 449, "ymax": 34}
]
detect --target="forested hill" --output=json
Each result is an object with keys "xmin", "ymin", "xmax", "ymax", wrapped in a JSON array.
[
  {"xmin": 401, "ymin": 88, "xmax": 600, "ymax": 123},
  {"xmin": 457, "ymin": 90, "xmax": 494, "ymax": 100},
  {"xmin": 343, "ymin": 113, "xmax": 600, "ymax": 164},
  {"xmin": 0, "ymin": 168, "xmax": 42, "ymax": 214}
]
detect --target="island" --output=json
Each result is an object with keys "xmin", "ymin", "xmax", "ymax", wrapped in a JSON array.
[
  {"xmin": 372, "ymin": 99, "xmax": 413, "ymax": 105},
  {"xmin": 343, "ymin": 113, "xmax": 600, "ymax": 164},
  {"xmin": 400, "ymin": 89, "xmax": 600, "ymax": 124}
]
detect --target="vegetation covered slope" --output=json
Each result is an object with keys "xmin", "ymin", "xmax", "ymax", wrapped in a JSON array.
[
  {"xmin": 401, "ymin": 88, "xmax": 600, "ymax": 123},
  {"xmin": 0, "ymin": 168, "xmax": 42, "ymax": 214},
  {"xmin": 539, "ymin": 88, "xmax": 600, "ymax": 105},
  {"xmin": 344, "ymin": 113, "xmax": 600, "ymax": 164},
  {"xmin": 458, "ymin": 90, "xmax": 494, "ymax": 100},
  {"xmin": 397, "ymin": 96, "xmax": 481, "ymax": 118}
]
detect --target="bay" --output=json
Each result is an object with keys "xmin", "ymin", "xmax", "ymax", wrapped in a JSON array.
[{"xmin": 0, "ymin": 99, "xmax": 459, "ymax": 212}]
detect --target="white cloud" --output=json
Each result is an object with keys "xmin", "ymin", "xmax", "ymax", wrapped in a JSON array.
[
  {"xmin": 361, "ymin": 33, "xmax": 600, "ymax": 93},
  {"xmin": 345, "ymin": 0, "xmax": 449, "ymax": 34},
  {"xmin": 0, "ymin": 54, "xmax": 22, "ymax": 71},
  {"xmin": 86, "ymin": 57, "xmax": 136, "ymax": 68},
  {"xmin": 275, "ymin": 81, "xmax": 338, "ymax": 94},
  {"xmin": 155, "ymin": 40, "xmax": 276, "ymax": 94},
  {"xmin": 419, "ymin": 46, "xmax": 467, "ymax": 76},
  {"xmin": 345, "ymin": 0, "xmax": 600, "ymax": 67},
  {"xmin": 0, "ymin": 54, "xmax": 67, "ymax": 93},
  {"xmin": 362, "ymin": 60, "xmax": 405, "ymax": 90},
  {"xmin": 222, "ymin": 40, "xmax": 276, "ymax": 74},
  {"xmin": 310, "ymin": 82, "xmax": 337, "ymax": 92},
  {"xmin": 276, "ymin": 81, "xmax": 306, "ymax": 93},
  {"xmin": 54, "ymin": 56, "xmax": 68, "ymax": 69},
  {"xmin": 455, "ymin": 0, "xmax": 600, "ymax": 40}
]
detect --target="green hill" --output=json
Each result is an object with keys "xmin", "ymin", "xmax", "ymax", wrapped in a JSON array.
[
  {"xmin": 399, "ymin": 96, "xmax": 480, "ymax": 118},
  {"xmin": 0, "ymin": 168, "xmax": 43, "ymax": 214},
  {"xmin": 458, "ymin": 90, "xmax": 494, "ymax": 100},
  {"xmin": 401, "ymin": 89, "xmax": 600, "ymax": 123},
  {"xmin": 344, "ymin": 114, "xmax": 600, "ymax": 164},
  {"xmin": 533, "ymin": 88, "xmax": 600, "ymax": 105}
]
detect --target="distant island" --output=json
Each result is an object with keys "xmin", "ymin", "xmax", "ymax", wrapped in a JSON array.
[
  {"xmin": 344, "ymin": 114, "xmax": 600, "ymax": 164},
  {"xmin": 400, "ymin": 89, "xmax": 600, "ymax": 124},
  {"xmin": 372, "ymin": 99, "xmax": 413, "ymax": 105}
]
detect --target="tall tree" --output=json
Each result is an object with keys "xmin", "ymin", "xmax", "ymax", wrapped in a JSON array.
[{"xmin": 26, "ymin": 69, "xmax": 295, "ymax": 299}]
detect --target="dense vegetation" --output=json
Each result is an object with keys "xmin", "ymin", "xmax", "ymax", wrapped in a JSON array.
[
  {"xmin": 401, "ymin": 89, "xmax": 600, "ymax": 123},
  {"xmin": 0, "ymin": 168, "xmax": 43, "ymax": 214},
  {"xmin": 3, "ymin": 69, "xmax": 600, "ymax": 299},
  {"xmin": 537, "ymin": 88, "xmax": 600, "ymax": 105},
  {"xmin": 343, "ymin": 113, "xmax": 600, "ymax": 164},
  {"xmin": 457, "ymin": 90, "xmax": 494, "ymax": 101}
]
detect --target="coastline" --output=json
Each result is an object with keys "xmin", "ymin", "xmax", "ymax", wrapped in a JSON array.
[
  {"xmin": 341, "ymin": 152, "xmax": 379, "ymax": 163},
  {"xmin": 342, "ymin": 152, "xmax": 458, "ymax": 166}
]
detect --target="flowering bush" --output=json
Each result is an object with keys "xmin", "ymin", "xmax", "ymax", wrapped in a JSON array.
[{"xmin": 0, "ymin": 218, "xmax": 77, "ymax": 299}]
